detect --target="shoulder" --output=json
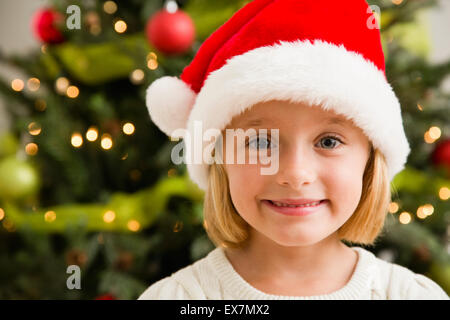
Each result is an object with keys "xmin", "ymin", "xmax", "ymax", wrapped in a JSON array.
[
  {"xmin": 138, "ymin": 249, "xmax": 221, "ymax": 300},
  {"xmin": 356, "ymin": 248, "xmax": 448, "ymax": 300},
  {"xmin": 387, "ymin": 262, "xmax": 449, "ymax": 300},
  {"xmin": 138, "ymin": 275, "xmax": 191, "ymax": 300}
]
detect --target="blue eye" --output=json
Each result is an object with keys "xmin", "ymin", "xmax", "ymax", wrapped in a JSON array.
[
  {"xmin": 245, "ymin": 135, "xmax": 342, "ymax": 150},
  {"xmin": 317, "ymin": 135, "xmax": 343, "ymax": 149},
  {"xmin": 247, "ymin": 136, "xmax": 272, "ymax": 150}
]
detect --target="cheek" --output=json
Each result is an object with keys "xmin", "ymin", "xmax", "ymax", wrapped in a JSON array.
[
  {"xmin": 322, "ymin": 156, "xmax": 365, "ymax": 212},
  {"xmin": 225, "ymin": 164, "xmax": 264, "ymax": 216}
]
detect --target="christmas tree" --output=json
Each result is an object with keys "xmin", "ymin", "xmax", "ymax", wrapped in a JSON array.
[{"xmin": 0, "ymin": 0, "xmax": 448, "ymax": 299}]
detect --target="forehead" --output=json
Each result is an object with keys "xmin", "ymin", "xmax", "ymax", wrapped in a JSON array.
[{"xmin": 228, "ymin": 100, "xmax": 354, "ymax": 129}]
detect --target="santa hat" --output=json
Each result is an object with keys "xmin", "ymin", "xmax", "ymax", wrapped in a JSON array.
[{"xmin": 146, "ymin": 0, "xmax": 411, "ymax": 191}]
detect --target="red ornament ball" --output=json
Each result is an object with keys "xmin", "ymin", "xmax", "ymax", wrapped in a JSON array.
[
  {"xmin": 32, "ymin": 8, "xmax": 65, "ymax": 44},
  {"xmin": 146, "ymin": 9, "xmax": 195, "ymax": 55},
  {"xmin": 431, "ymin": 138, "xmax": 450, "ymax": 176},
  {"xmin": 94, "ymin": 293, "xmax": 117, "ymax": 300}
]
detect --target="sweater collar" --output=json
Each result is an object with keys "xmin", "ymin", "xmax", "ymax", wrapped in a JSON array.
[{"xmin": 207, "ymin": 245, "xmax": 379, "ymax": 299}]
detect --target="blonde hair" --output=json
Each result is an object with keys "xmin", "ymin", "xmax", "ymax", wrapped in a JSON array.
[{"xmin": 203, "ymin": 144, "xmax": 391, "ymax": 249}]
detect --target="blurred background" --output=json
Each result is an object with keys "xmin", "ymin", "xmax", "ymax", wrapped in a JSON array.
[{"xmin": 0, "ymin": 0, "xmax": 449, "ymax": 299}]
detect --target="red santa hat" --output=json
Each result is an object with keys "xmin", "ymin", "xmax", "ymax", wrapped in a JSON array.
[{"xmin": 146, "ymin": 0, "xmax": 411, "ymax": 191}]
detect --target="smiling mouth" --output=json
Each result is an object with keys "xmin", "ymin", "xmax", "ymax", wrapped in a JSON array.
[
  {"xmin": 261, "ymin": 199, "xmax": 328, "ymax": 216},
  {"xmin": 266, "ymin": 199, "xmax": 326, "ymax": 208}
]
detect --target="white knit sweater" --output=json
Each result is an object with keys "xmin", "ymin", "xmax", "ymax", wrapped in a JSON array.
[{"xmin": 138, "ymin": 246, "xmax": 449, "ymax": 300}]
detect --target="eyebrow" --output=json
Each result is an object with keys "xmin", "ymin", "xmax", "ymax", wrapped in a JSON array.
[
  {"xmin": 325, "ymin": 117, "xmax": 349, "ymax": 127},
  {"xmin": 240, "ymin": 117, "xmax": 271, "ymax": 128},
  {"xmin": 240, "ymin": 116, "xmax": 348, "ymax": 128}
]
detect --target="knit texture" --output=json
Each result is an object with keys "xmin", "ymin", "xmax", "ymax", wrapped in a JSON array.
[{"xmin": 138, "ymin": 246, "xmax": 449, "ymax": 300}]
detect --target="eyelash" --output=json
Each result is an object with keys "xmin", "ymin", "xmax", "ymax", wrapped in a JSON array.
[
  {"xmin": 246, "ymin": 135, "xmax": 344, "ymax": 150},
  {"xmin": 317, "ymin": 134, "xmax": 344, "ymax": 149}
]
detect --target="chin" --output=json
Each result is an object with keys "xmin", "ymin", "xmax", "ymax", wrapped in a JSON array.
[{"xmin": 270, "ymin": 234, "xmax": 324, "ymax": 247}]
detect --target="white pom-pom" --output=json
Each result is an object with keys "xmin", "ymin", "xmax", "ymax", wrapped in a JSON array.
[{"xmin": 146, "ymin": 76, "xmax": 196, "ymax": 138}]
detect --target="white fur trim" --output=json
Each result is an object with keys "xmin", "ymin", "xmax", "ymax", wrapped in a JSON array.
[
  {"xmin": 146, "ymin": 76, "xmax": 196, "ymax": 138},
  {"xmin": 185, "ymin": 40, "xmax": 410, "ymax": 190}
]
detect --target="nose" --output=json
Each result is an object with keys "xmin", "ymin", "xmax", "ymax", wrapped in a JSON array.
[{"xmin": 275, "ymin": 144, "xmax": 317, "ymax": 189}]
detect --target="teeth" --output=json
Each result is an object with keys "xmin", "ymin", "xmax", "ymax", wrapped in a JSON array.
[{"xmin": 271, "ymin": 200, "xmax": 321, "ymax": 208}]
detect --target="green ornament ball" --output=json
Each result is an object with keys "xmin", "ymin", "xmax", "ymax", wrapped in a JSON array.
[
  {"xmin": 0, "ymin": 157, "xmax": 40, "ymax": 201},
  {"xmin": 429, "ymin": 261, "xmax": 450, "ymax": 295},
  {"xmin": 0, "ymin": 132, "xmax": 19, "ymax": 158}
]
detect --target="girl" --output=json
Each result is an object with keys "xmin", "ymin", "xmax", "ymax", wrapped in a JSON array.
[{"xmin": 139, "ymin": 0, "xmax": 449, "ymax": 299}]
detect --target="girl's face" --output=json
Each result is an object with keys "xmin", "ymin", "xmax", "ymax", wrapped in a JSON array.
[{"xmin": 222, "ymin": 100, "xmax": 371, "ymax": 247}]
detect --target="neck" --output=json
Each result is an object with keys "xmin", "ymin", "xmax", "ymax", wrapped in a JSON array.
[{"xmin": 224, "ymin": 230, "xmax": 355, "ymax": 284}]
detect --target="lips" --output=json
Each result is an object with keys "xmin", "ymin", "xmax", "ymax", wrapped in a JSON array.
[
  {"xmin": 269, "ymin": 199, "xmax": 323, "ymax": 207},
  {"xmin": 267, "ymin": 198, "xmax": 326, "ymax": 206},
  {"xmin": 261, "ymin": 199, "xmax": 328, "ymax": 216}
]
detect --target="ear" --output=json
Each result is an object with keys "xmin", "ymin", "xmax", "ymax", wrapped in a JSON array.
[{"xmin": 146, "ymin": 76, "xmax": 196, "ymax": 138}]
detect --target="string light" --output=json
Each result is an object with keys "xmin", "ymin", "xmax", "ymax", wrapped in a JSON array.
[
  {"xmin": 399, "ymin": 211, "xmax": 411, "ymax": 224},
  {"xmin": 422, "ymin": 204, "xmax": 434, "ymax": 216},
  {"xmin": 41, "ymin": 45, "xmax": 48, "ymax": 54},
  {"xmin": 439, "ymin": 187, "xmax": 450, "ymax": 200},
  {"xmin": 114, "ymin": 19, "xmax": 127, "ymax": 33},
  {"xmin": 388, "ymin": 202, "xmax": 399, "ymax": 214},
  {"xmin": 424, "ymin": 131, "xmax": 436, "ymax": 144},
  {"xmin": 85, "ymin": 11, "xmax": 101, "ymax": 35},
  {"xmin": 147, "ymin": 59, "xmax": 158, "ymax": 70},
  {"xmin": 417, "ymin": 103, "xmax": 423, "ymax": 111},
  {"xmin": 103, "ymin": 210, "xmax": 116, "ymax": 223},
  {"xmin": 11, "ymin": 79, "xmax": 24, "ymax": 91},
  {"xmin": 27, "ymin": 78, "xmax": 40, "ymax": 92},
  {"xmin": 86, "ymin": 127, "xmax": 99, "ymax": 142},
  {"xmin": 122, "ymin": 122, "xmax": 135, "ymax": 135},
  {"xmin": 428, "ymin": 126, "xmax": 441, "ymax": 140},
  {"xmin": 101, "ymin": 134, "xmax": 113, "ymax": 150},
  {"xmin": 71, "ymin": 133, "xmax": 83, "ymax": 148},
  {"xmin": 44, "ymin": 211, "xmax": 56, "ymax": 222},
  {"xmin": 0, "ymin": 208, "xmax": 4, "ymax": 221},
  {"xmin": 66, "ymin": 85, "xmax": 79, "ymax": 98},
  {"xmin": 28, "ymin": 122, "xmax": 42, "ymax": 136},
  {"xmin": 127, "ymin": 220, "xmax": 140, "ymax": 232},
  {"xmin": 130, "ymin": 69, "xmax": 144, "ymax": 84},
  {"xmin": 55, "ymin": 77, "xmax": 69, "ymax": 94},
  {"xmin": 121, "ymin": 153, "xmax": 128, "ymax": 160},
  {"xmin": 103, "ymin": 1, "xmax": 117, "ymax": 14},
  {"xmin": 416, "ymin": 206, "xmax": 427, "ymax": 219},
  {"xmin": 147, "ymin": 52, "xmax": 157, "ymax": 61},
  {"xmin": 25, "ymin": 143, "xmax": 38, "ymax": 156}
]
